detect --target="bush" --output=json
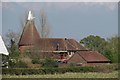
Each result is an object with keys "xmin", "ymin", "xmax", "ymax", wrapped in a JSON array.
[
  {"xmin": 32, "ymin": 59, "xmax": 40, "ymax": 64},
  {"xmin": 2, "ymin": 64, "xmax": 118, "ymax": 75},
  {"xmin": 9, "ymin": 60, "xmax": 28, "ymax": 68},
  {"xmin": 42, "ymin": 57, "xmax": 58, "ymax": 68},
  {"xmin": 93, "ymin": 64, "xmax": 118, "ymax": 72},
  {"xmin": 2, "ymin": 66, "xmax": 95, "ymax": 75},
  {"xmin": 69, "ymin": 63, "xmax": 76, "ymax": 67}
]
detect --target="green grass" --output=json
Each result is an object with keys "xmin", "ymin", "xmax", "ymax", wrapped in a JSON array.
[{"xmin": 2, "ymin": 71, "xmax": 118, "ymax": 78}]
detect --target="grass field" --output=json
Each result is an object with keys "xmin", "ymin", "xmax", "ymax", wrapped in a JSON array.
[{"xmin": 2, "ymin": 71, "xmax": 118, "ymax": 78}]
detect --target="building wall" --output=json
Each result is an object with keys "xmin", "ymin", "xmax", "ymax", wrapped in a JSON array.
[
  {"xmin": 68, "ymin": 52, "xmax": 74, "ymax": 57},
  {"xmin": 19, "ymin": 46, "xmax": 26, "ymax": 53},
  {"xmin": 19, "ymin": 46, "xmax": 33, "ymax": 53}
]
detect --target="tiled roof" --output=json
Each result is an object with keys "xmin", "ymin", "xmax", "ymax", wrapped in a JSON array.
[
  {"xmin": 78, "ymin": 51, "xmax": 110, "ymax": 62},
  {"xmin": 66, "ymin": 39, "xmax": 86, "ymax": 50},
  {"xmin": 67, "ymin": 51, "xmax": 110, "ymax": 63},
  {"xmin": 67, "ymin": 52, "xmax": 86, "ymax": 64},
  {"xmin": 19, "ymin": 20, "xmax": 40, "ymax": 46},
  {"xmin": 34, "ymin": 38, "xmax": 86, "ymax": 51}
]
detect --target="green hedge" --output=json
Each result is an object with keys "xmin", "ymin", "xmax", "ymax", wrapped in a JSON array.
[
  {"xmin": 2, "ymin": 64, "xmax": 118, "ymax": 75},
  {"xmin": 31, "ymin": 59, "xmax": 40, "ymax": 64},
  {"xmin": 2, "ymin": 66, "xmax": 95, "ymax": 75},
  {"xmin": 93, "ymin": 64, "xmax": 118, "ymax": 72}
]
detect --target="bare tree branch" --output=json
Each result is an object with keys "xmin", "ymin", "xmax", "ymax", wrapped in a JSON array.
[{"xmin": 39, "ymin": 9, "xmax": 51, "ymax": 38}]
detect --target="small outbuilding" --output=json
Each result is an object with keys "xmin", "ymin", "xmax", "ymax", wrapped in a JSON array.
[{"xmin": 67, "ymin": 51, "xmax": 111, "ymax": 66}]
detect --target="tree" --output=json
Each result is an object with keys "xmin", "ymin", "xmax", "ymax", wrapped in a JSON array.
[
  {"xmin": 80, "ymin": 35, "xmax": 119, "ymax": 63},
  {"xmin": 103, "ymin": 36, "xmax": 119, "ymax": 63},
  {"xmin": 3, "ymin": 30, "xmax": 25, "ymax": 68},
  {"xmin": 9, "ymin": 38, "xmax": 20, "ymax": 59},
  {"xmin": 39, "ymin": 9, "xmax": 51, "ymax": 38},
  {"xmin": 3, "ymin": 30, "xmax": 20, "ymax": 61},
  {"xmin": 80, "ymin": 35, "xmax": 106, "ymax": 54},
  {"xmin": 4, "ymin": 30, "xmax": 20, "ymax": 47}
]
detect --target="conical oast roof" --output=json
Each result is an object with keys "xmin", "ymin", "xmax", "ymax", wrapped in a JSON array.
[{"xmin": 19, "ymin": 20, "xmax": 40, "ymax": 46}]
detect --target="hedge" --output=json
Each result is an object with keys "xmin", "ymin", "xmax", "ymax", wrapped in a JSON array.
[
  {"xmin": 2, "ymin": 66, "xmax": 95, "ymax": 75},
  {"xmin": 2, "ymin": 64, "xmax": 118, "ymax": 75},
  {"xmin": 93, "ymin": 64, "xmax": 118, "ymax": 72}
]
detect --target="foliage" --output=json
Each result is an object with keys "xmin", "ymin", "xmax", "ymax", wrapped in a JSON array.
[
  {"xmin": 2, "ymin": 30, "xmax": 22, "ymax": 68},
  {"xmin": 9, "ymin": 43, "xmax": 20, "ymax": 60},
  {"xmin": 2, "ymin": 66, "xmax": 95, "ymax": 75},
  {"xmin": 68, "ymin": 63, "xmax": 76, "ymax": 67},
  {"xmin": 42, "ymin": 57, "xmax": 58, "ymax": 68},
  {"xmin": 31, "ymin": 58, "xmax": 40, "ymax": 64},
  {"xmin": 8, "ymin": 38, "xmax": 22, "ymax": 68},
  {"xmin": 2, "ymin": 71, "xmax": 118, "ymax": 78},
  {"xmin": 9, "ymin": 60, "xmax": 28, "ymax": 68},
  {"xmin": 80, "ymin": 35, "xmax": 106, "ymax": 53},
  {"xmin": 1, "ymin": 54, "xmax": 9, "ymax": 63},
  {"xmin": 80, "ymin": 35, "xmax": 119, "ymax": 63},
  {"xmin": 93, "ymin": 64, "xmax": 118, "ymax": 72},
  {"xmin": 2, "ymin": 64, "xmax": 118, "ymax": 75},
  {"xmin": 103, "ymin": 36, "xmax": 119, "ymax": 63},
  {"xmin": 5, "ymin": 34, "xmax": 28, "ymax": 68}
]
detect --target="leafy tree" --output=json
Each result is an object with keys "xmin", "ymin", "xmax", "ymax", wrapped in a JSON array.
[
  {"xmin": 8, "ymin": 38, "xmax": 22, "ymax": 67},
  {"xmin": 4, "ymin": 32, "xmax": 22, "ymax": 67},
  {"xmin": 104, "ymin": 36, "xmax": 119, "ymax": 63},
  {"xmin": 80, "ymin": 35, "xmax": 119, "ymax": 63},
  {"xmin": 80, "ymin": 35, "xmax": 106, "ymax": 54},
  {"xmin": 9, "ymin": 38, "xmax": 20, "ymax": 60}
]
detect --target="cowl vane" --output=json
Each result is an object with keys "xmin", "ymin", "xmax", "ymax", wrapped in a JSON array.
[{"xmin": 27, "ymin": 11, "xmax": 35, "ymax": 20}]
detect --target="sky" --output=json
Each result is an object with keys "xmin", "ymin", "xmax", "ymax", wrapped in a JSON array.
[{"xmin": 1, "ymin": 2, "xmax": 118, "ymax": 41}]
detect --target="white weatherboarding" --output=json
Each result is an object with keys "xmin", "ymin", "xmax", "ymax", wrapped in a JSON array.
[{"xmin": 0, "ymin": 35, "xmax": 9, "ymax": 55}]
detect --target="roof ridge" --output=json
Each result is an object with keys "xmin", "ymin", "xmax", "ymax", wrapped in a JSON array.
[
  {"xmin": 39, "ymin": 38, "xmax": 66, "ymax": 39},
  {"xmin": 18, "ymin": 20, "xmax": 29, "ymax": 45},
  {"xmin": 77, "ymin": 52, "xmax": 87, "ymax": 62}
]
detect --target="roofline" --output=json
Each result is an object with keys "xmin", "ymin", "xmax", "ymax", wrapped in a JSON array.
[
  {"xmin": 67, "ymin": 52, "xmax": 87, "ymax": 62},
  {"xmin": 67, "ymin": 50, "xmax": 89, "ymax": 51},
  {"xmin": 77, "ymin": 51, "xmax": 111, "ymax": 62},
  {"xmin": 18, "ymin": 20, "xmax": 28, "ymax": 46},
  {"xmin": 26, "ymin": 50, "xmax": 67, "ymax": 53},
  {"xmin": 87, "ymin": 61, "xmax": 111, "ymax": 63}
]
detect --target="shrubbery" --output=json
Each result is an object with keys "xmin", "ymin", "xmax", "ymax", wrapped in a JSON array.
[
  {"xmin": 9, "ymin": 60, "xmax": 28, "ymax": 68},
  {"xmin": 31, "ymin": 58, "xmax": 40, "ymax": 64},
  {"xmin": 2, "ymin": 64, "xmax": 118, "ymax": 75},
  {"xmin": 2, "ymin": 66, "xmax": 95, "ymax": 75},
  {"xmin": 42, "ymin": 57, "xmax": 58, "ymax": 68},
  {"xmin": 93, "ymin": 64, "xmax": 118, "ymax": 72}
]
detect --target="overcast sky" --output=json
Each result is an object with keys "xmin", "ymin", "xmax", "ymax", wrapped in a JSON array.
[{"xmin": 1, "ymin": 2, "xmax": 118, "ymax": 41}]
